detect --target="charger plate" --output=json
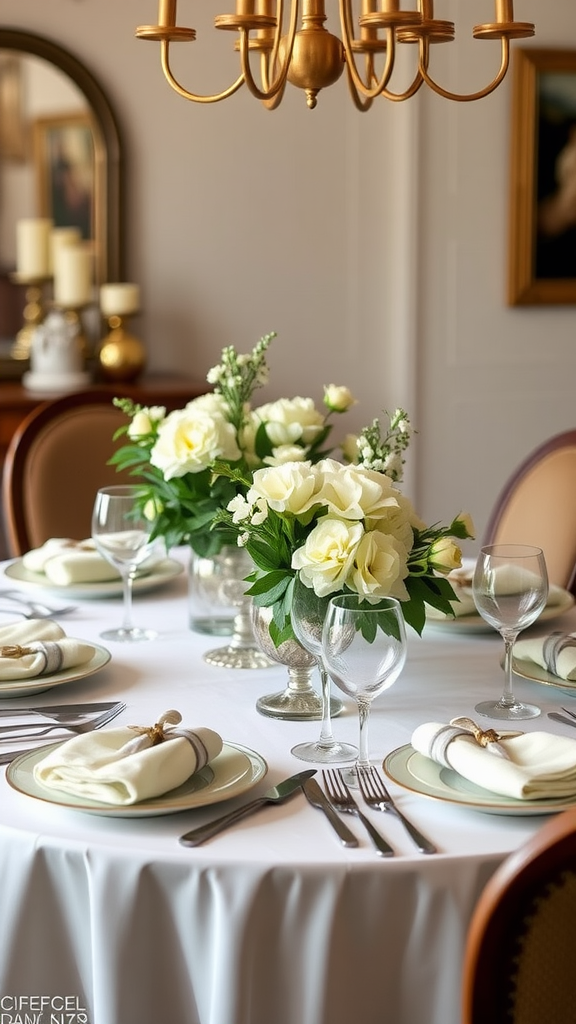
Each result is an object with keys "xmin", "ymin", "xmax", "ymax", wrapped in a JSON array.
[
  {"xmin": 3, "ymin": 557, "xmax": 183, "ymax": 600},
  {"xmin": 512, "ymin": 656, "xmax": 576, "ymax": 694},
  {"xmin": 383, "ymin": 744, "xmax": 576, "ymax": 816},
  {"xmin": 6, "ymin": 741, "xmax": 267, "ymax": 817},
  {"xmin": 0, "ymin": 643, "xmax": 111, "ymax": 698},
  {"xmin": 425, "ymin": 586, "xmax": 574, "ymax": 635}
]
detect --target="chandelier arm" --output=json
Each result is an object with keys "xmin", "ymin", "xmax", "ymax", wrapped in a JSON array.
[
  {"xmin": 418, "ymin": 35, "xmax": 511, "ymax": 102},
  {"xmin": 239, "ymin": 2, "xmax": 299, "ymax": 103},
  {"xmin": 345, "ymin": 66, "xmax": 374, "ymax": 112},
  {"xmin": 340, "ymin": 5, "xmax": 396, "ymax": 101},
  {"xmin": 378, "ymin": 74, "xmax": 425, "ymax": 102},
  {"xmin": 160, "ymin": 40, "xmax": 245, "ymax": 103}
]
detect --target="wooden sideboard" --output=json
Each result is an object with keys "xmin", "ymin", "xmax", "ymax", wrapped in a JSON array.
[{"xmin": 0, "ymin": 376, "xmax": 206, "ymax": 559}]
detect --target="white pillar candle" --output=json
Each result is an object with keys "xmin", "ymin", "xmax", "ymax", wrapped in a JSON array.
[
  {"xmin": 16, "ymin": 218, "xmax": 53, "ymax": 278},
  {"xmin": 100, "ymin": 283, "xmax": 141, "ymax": 318},
  {"xmin": 50, "ymin": 227, "xmax": 81, "ymax": 274},
  {"xmin": 53, "ymin": 245, "xmax": 93, "ymax": 307}
]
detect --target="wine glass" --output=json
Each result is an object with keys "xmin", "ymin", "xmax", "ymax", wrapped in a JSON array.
[
  {"xmin": 472, "ymin": 543, "xmax": 548, "ymax": 720},
  {"xmin": 91, "ymin": 485, "xmax": 158, "ymax": 642},
  {"xmin": 321, "ymin": 594, "xmax": 407, "ymax": 783},
  {"xmin": 289, "ymin": 579, "xmax": 357, "ymax": 764}
]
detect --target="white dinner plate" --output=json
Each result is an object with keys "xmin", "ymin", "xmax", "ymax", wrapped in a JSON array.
[
  {"xmin": 512, "ymin": 656, "xmax": 576, "ymax": 694},
  {"xmin": 425, "ymin": 585, "xmax": 575, "ymax": 635},
  {"xmin": 383, "ymin": 744, "xmax": 576, "ymax": 816},
  {"xmin": 3, "ymin": 557, "xmax": 183, "ymax": 600},
  {"xmin": 6, "ymin": 741, "xmax": 268, "ymax": 817},
  {"xmin": 0, "ymin": 643, "xmax": 111, "ymax": 698}
]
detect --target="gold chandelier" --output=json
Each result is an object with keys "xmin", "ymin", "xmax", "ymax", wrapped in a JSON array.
[{"xmin": 136, "ymin": 1, "xmax": 535, "ymax": 111}]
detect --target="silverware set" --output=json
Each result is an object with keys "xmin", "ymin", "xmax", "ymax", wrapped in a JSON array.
[
  {"xmin": 0, "ymin": 701, "xmax": 126, "ymax": 765},
  {"xmin": 0, "ymin": 590, "xmax": 77, "ymax": 619},
  {"xmin": 547, "ymin": 706, "xmax": 576, "ymax": 729}
]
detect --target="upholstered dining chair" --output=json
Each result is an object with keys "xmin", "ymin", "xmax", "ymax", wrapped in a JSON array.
[
  {"xmin": 462, "ymin": 807, "xmax": 576, "ymax": 1024},
  {"xmin": 2, "ymin": 389, "xmax": 130, "ymax": 556},
  {"xmin": 483, "ymin": 429, "xmax": 576, "ymax": 595}
]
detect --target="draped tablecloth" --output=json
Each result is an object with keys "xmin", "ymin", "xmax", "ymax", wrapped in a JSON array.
[{"xmin": 1, "ymin": 550, "xmax": 574, "ymax": 1024}]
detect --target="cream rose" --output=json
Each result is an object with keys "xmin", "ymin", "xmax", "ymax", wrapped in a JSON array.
[
  {"xmin": 428, "ymin": 537, "xmax": 463, "ymax": 575},
  {"xmin": 314, "ymin": 460, "xmax": 401, "ymax": 522},
  {"xmin": 247, "ymin": 461, "xmax": 320, "ymax": 515},
  {"xmin": 253, "ymin": 397, "xmax": 325, "ymax": 447},
  {"xmin": 150, "ymin": 407, "xmax": 241, "ymax": 480},
  {"xmin": 127, "ymin": 406, "xmax": 166, "ymax": 440},
  {"xmin": 323, "ymin": 384, "xmax": 356, "ymax": 413},
  {"xmin": 351, "ymin": 529, "xmax": 410, "ymax": 601},
  {"xmin": 292, "ymin": 517, "xmax": 364, "ymax": 597},
  {"xmin": 263, "ymin": 445, "xmax": 309, "ymax": 466}
]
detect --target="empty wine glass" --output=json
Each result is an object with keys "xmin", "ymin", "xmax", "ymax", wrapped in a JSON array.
[
  {"xmin": 472, "ymin": 543, "xmax": 548, "ymax": 720},
  {"xmin": 290, "ymin": 579, "xmax": 357, "ymax": 764},
  {"xmin": 322, "ymin": 594, "xmax": 407, "ymax": 783},
  {"xmin": 91, "ymin": 485, "xmax": 158, "ymax": 642}
]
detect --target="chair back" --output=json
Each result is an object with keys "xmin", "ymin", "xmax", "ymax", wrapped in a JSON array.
[
  {"xmin": 462, "ymin": 807, "xmax": 576, "ymax": 1024},
  {"xmin": 483, "ymin": 429, "xmax": 576, "ymax": 593},
  {"xmin": 2, "ymin": 390, "xmax": 129, "ymax": 556}
]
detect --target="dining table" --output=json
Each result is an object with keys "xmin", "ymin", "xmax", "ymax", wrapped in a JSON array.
[{"xmin": 1, "ymin": 547, "xmax": 576, "ymax": 1024}]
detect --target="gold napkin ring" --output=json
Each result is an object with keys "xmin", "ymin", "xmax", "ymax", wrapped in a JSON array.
[
  {"xmin": 0, "ymin": 645, "xmax": 35, "ymax": 658},
  {"xmin": 128, "ymin": 709, "xmax": 183, "ymax": 746},
  {"xmin": 450, "ymin": 716, "xmax": 504, "ymax": 747}
]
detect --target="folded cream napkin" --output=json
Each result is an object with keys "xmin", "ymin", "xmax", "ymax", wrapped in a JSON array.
[
  {"xmin": 33, "ymin": 709, "xmax": 224, "ymax": 805},
  {"xmin": 412, "ymin": 719, "xmax": 576, "ymax": 799},
  {"xmin": 22, "ymin": 539, "xmax": 120, "ymax": 585},
  {"xmin": 0, "ymin": 619, "xmax": 95, "ymax": 680},
  {"xmin": 427, "ymin": 556, "xmax": 564, "ymax": 620},
  {"xmin": 514, "ymin": 631, "xmax": 576, "ymax": 680}
]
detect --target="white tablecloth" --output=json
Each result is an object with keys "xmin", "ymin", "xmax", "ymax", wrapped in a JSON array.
[{"xmin": 1, "ymin": 550, "xmax": 575, "ymax": 1024}]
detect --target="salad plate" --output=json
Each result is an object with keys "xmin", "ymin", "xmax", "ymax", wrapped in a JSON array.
[
  {"xmin": 383, "ymin": 744, "xmax": 576, "ymax": 816},
  {"xmin": 0, "ymin": 643, "xmax": 111, "ymax": 698},
  {"xmin": 3, "ymin": 557, "xmax": 183, "ymax": 600},
  {"xmin": 6, "ymin": 741, "xmax": 267, "ymax": 817},
  {"xmin": 512, "ymin": 655, "xmax": 576, "ymax": 694}
]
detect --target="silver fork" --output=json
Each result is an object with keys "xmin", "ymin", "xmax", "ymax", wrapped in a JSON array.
[
  {"xmin": 0, "ymin": 702, "xmax": 126, "ymax": 742},
  {"xmin": 357, "ymin": 766, "xmax": 437, "ymax": 854},
  {"xmin": 561, "ymin": 707, "xmax": 576, "ymax": 721},
  {"xmin": 322, "ymin": 769, "xmax": 394, "ymax": 857},
  {"xmin": 0, "ymin": 603, "xmax": 77, "ymax": 619},
  {"xmin": 0, "ymin": 701, "xmax": 120, "ymax": 721}
]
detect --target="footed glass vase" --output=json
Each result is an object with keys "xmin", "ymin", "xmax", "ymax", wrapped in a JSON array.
[
  {"xmin": 201, "ymin": 546, "xmax": 272, "ymax": 669},
  {"xmin": 251, "ymin": 604, "xmax": 343, "ymax": 721},
  {"xmin": 188, "ymin": 546, "xmax": 238, "ymax": 636}
]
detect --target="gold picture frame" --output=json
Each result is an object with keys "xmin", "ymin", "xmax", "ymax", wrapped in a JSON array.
[
  {"xmin": 33, "ymin": 110, "xmax": 98, "ymax": 248},
  {"xmin": 508, "ymin": 48, "xmax": 576, "ymax": 306}
]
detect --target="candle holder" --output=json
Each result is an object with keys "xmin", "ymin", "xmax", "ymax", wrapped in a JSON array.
[
  {"xmin": 97, "ymin": 312, "xmax": 146, "ymax": 383},
  {"xmin": 22, "ymin": 305, "xmax": 92, "ymax": 395},
  {"xmin": 9, "ymin": 273, "xmax": 51, "ymax": 361}
]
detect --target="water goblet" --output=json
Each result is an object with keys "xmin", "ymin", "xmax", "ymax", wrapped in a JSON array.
[
  {"xmin": 472, "ymin": 543, "xmax": 548, "ymax": 720},
  {"xmin": 289, "ymin": 579, "xmax": 357, "ymax": 764},
  {"xmin": 321, "ymin": 594, "xmax": 407, "ymax": 784},
  {"xmin": 91, "ymin": 484, "xmax": 158, "ymax": 642}
]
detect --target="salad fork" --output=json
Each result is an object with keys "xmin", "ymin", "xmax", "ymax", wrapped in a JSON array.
[
  {"xmin": 357, "ymin": 766, "xmax": 437, "ymax": 854},
  {"xmin": 0, "ymin": 702, "xmax": 126, "ymax": 742},
  {"xmin": 322, "ymin": 769, "xmax": 394, "ymax": 857}
]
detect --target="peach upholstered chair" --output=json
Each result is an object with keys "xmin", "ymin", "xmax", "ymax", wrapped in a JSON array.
[
  {"xmin": 462, "ymin": 807, "xmax": 576, "ymax": 1024},
  {"xmin": 2, "ymin": 390, "xmax": 128, "ymax": 556},
  {"xmin": 483, "ymin": 429, "xmax": 576, "ymax": 595}
]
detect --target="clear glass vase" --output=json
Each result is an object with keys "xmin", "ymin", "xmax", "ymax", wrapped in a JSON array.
[
  {"xmin": 188, "ymin": 547, "xmax": 238, "ymax": 636},
  {"xmin": 200, "ymin": 546, "xmax": 273, "ymax": 669}
]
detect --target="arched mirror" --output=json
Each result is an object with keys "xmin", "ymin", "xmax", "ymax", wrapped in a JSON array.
[{"xmin": 0, "ymin": 29, "xmax": 122, "ymax": 343}]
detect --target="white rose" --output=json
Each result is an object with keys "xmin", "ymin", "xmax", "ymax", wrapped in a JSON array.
[
  {"xmin": 253, "ymin": 397, "xmax": 324, "ymax": 447},
  {"xmin": 292, "ymin": 517, "xmax": 364, "ymax": 597},
  {"xmin": 429, "ymin": 537, "xmax": 463, "ymax": 575},
  {"xmin": 351, "ymin": 529, "xmax": 410, "ymax": 601},
  {"xmin": 185, "ymin": 393, "xmax": 230, "ymax": 417},
  {"xmin": 314, "ymin": 460, "xmax": 401, "ymax": 521},
  {"xmin": 323, "ymin": 384, "xmax": 356, "ymax": 413},
  {"xmin": 150, "ymin": 407, "xmax": 241, "ymax": 480},
  {"xmin": 247, "ymin": 461, "xmax": 319, "ymax": 515},
  {"xmin": 263, "ymin": 445, "xmax": 309, "ymax": 466},
  {"xmin": 127, "ymin": 406, "xmax": 165, "ymax": 439}
]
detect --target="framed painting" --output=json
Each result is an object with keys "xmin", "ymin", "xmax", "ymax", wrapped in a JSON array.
[
  {"xmin": 508, "ymin": 48, "xmax": 576, "ymax": 306},
  {"xmin": 33, "ymin": 111, "xmax": 96, "ymax": 243}
]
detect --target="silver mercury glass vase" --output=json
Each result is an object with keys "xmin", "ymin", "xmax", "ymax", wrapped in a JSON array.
[{"xmin": 251, "ymin": 604, "xmax": 342, "ymax": 720}]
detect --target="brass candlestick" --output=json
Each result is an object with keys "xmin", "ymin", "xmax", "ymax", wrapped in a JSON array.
[
  {"xmin": 9, "ymin": 273, "xmax": 51, "ymax": 360},
  {"xmin": 97, "ymin": 313, "xmax": 146, "ymax": 382}
]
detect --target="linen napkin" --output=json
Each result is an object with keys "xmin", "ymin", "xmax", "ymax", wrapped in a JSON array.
[
  {"xmin": 426, "ymin": 557, "xmax": 564, "ymax": 620},
  {"xmin": 514, "ymin": 631, "xmax": 576, "ymax": 680},
  {"xmin": 0, "ymin": 620, "xmax": 95, "ymax": 680},
  {"xmin": 33, "ymin": 709, "xmax": 224, "ymax": 805},
  {"xmin": 411, "ymin": 719, "xmax": 576, "ymax": 799},
  {"xmin": 22, "ymin": 539, "xmax": 120, "ymax": 584}
]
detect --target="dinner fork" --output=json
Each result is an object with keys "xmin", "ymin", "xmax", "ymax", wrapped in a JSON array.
[
  {"xmin": 0, "ymin": 702, "xmax": 126, "ymax": 742},
  {"xmin": 357, "ymin": 766, "xmax": 437, "ymax": 854},
  {"xmin": 561, "ymin": 707, "xmax": 576, "ymax": 721},
  {"xmin": 322, "ymin": 769, "xmax": 394, "ymax": 857}
]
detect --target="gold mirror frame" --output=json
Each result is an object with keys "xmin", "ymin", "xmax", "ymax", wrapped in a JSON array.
[
  {"xmin": 0, "ymin": 28, "xmax": 122, "ymax": 285},
  {"xmin": 508, "ymin": 48, "xmax": 576, "ymax": 306}
]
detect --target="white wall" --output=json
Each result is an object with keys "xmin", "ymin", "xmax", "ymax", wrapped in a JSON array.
[{"xmin": 2, "ymin": 0, "xmax": 576, "ymax": 553}]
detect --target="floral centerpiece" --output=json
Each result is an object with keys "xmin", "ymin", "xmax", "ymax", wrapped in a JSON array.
[{"xmin": 110, "ymin": 330, "xmax": 474, "ymax": 646}]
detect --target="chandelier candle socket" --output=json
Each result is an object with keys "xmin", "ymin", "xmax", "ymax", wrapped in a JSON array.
[{"xmin": 136, "ymin": 1, "xmax": 535, "ymax": 111}]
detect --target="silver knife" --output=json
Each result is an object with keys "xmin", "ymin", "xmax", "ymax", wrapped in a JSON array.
[
  {"xmin": 548, "ymin": 712, "xmax": 576, "ymax": 729},
  {"xmin": 303, "ymin": 778, "xmax": 359, "ymax": 847},
  {"xmin": 180, "ymin": 769, "xmax": 316, "ymax": 847},
  {"xmin": 0, "ymin": 702, "xmax": 118, "ymax": 720}
]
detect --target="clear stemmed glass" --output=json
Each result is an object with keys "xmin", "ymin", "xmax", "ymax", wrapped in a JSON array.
[
  {"xmin": 472, "ymin": 543, "xmax": 548, "ymax": 720},
  {"xmin": 321, "ymin": 594, "xmax": 407, "ymax": 783},
  {"xmin": 289, "ymin": 579, "xmax": 357, "ymax": 764},
  {"xmin": 91, "ymin": 484, "xmax": 158, "ymax": 642}
]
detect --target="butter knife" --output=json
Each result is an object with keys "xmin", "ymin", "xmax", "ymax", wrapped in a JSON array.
[{"xmin": 303, "ymin": 778, "xmax": 359, "ymax": 847}]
